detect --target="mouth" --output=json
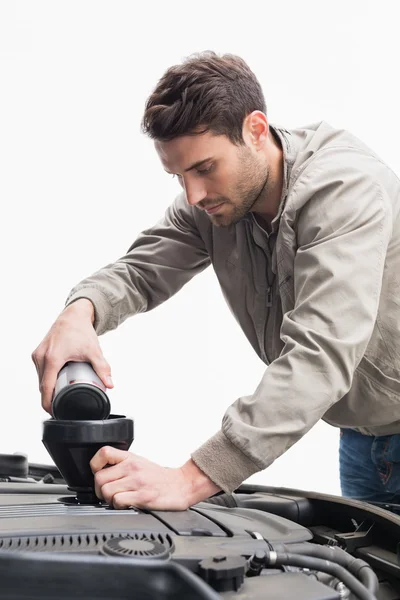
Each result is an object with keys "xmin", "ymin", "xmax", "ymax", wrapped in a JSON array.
[{"xmin": 204, "ymin": 202, "xmax": 224, "ymax": 215}]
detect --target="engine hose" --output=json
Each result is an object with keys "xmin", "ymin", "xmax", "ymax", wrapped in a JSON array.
[
  {"xmin": 273, "ymin": 542, "xmax": 378, "ymax": 594},
  {"xmin": 264, "ymin": 550, "xmax": 377, "ymax": 600},
  {"xmin": 204, "ymin": 497, "xmax": 379, "ymax": 596}
]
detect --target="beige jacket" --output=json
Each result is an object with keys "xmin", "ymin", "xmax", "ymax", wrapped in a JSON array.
[{"xmin": 66, "ymin": 122, "xmax": 400, "ymax": 494}]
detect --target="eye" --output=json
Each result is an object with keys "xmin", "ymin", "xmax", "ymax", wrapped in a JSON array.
[{"xmin": 197, "ymin": 165, "xmax": 213, "ymax": 175}]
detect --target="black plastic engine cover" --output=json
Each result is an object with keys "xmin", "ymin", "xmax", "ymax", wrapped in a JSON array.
[{"xmin": 0, "ymin": 481, "xmax": 379, "ymax": 600}]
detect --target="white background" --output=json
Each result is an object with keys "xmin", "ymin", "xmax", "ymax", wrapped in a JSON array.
[{"xmin": 0, "ymin": 1, "xmax": 398, "ymax": 496}]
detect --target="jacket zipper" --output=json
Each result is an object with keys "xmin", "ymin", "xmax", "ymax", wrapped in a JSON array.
[
  {"xmin": 250, "ymin": 216, "xmax": 277, "ymax": 363},
  {"xmin": 266, "ymin": 286, "xmax": 273, "ymax": 307}
]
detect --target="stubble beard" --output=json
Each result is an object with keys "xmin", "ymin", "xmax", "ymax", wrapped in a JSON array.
[{"xmin": 209, "ymin": 151, "xmax": 269, "ymax": 228}]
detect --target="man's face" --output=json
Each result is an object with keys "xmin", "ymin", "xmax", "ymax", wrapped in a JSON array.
[{"xmin": 155, "ymin": 131, "xmax": 269, "ymax": 227}]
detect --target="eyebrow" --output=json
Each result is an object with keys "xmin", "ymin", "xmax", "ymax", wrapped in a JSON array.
[{"xmin": 165, "ymin": 157, "xmax": 214, "ymax": 175}]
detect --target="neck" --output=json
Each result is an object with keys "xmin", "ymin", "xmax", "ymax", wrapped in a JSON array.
[{"xmin": 251, "ymin": 132, "xmax": 284, "ymax": 225}]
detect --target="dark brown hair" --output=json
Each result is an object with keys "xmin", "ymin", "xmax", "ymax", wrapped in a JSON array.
[{"xmin": 141, "ymin": 51, "xmax": 267, "ymax": 145}]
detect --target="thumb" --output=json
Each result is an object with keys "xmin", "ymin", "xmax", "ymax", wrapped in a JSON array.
[{"xmin": 91, "ymin": 356, "xmax": 114, "ymax": 389}]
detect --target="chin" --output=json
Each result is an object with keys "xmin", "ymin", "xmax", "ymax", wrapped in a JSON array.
[
  {"xmin": 209, "ymin": 214, "xmax": 232, "ymax": 228},
  {"xmin": 208, "ymin": 206, "xmax": 238, "ymax": 228}
]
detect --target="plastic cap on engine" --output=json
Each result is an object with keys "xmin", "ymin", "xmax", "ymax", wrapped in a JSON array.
[{"xmin": 198, "ymin": 555, "xmax": 246, "ymax": 592}]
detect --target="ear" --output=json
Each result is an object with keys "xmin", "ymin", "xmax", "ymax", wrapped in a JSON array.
[{"xmin": 243, "ymin": 111, "xmax": 269, "ymax": 149}]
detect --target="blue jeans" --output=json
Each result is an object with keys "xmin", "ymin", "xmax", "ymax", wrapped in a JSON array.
[{"xmin": 339, "ymin": 428, "xmax": 400, "ymax": 504}]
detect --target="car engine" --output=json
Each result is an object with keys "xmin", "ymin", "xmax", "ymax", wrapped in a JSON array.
[{"xmin": 0, "ymin": 453, "xmax": 399, "ymax": 599}]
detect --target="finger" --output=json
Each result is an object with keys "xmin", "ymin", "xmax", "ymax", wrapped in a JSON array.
[
  {"xmin": 90, "ymin": 446, "xmax": 129, "ymax": 473},
  {"xmin": 94, "ymin": 461, "xmax": 127, "ymax": 489},
  {"xmin": 112, "ymin": 491, "xmax": 147, "ymax": 510},
  {"xmin": 31, "ymin": 354, "xmax": 39, "ymax": 378},
  {"xmin": 40, "ymin": 356, "xmax": 65, "ymax": 414},
  {"xmin": 90, "ymin": 354, "xmax": 114, "ymax": 390},
  {"xmin": 32, "ymin": 354, "xmax": 46, "ymax": 403},
  {"xmin": 94, "ymin": 469, "xmax": 126, "ymax": 502},
  {"xmin": 31, "ymin": 350, "xmax": 44, "ymax": 385},
  {"xmin": 97, "ymin": 476, "xmax": 137, "ymax": 506},
  {"xmin": 94, "ymin": 464, "xmax": 131, "ymax": 502}
]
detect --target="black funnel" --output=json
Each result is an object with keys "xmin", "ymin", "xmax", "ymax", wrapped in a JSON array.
[{"xmin": 42, "ymin": 415, "xmax": 134, "ymax": 504}]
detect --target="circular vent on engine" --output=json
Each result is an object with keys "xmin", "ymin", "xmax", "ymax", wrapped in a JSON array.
[{"xmin": 100, "ymin": 533, "xmax": 172, "ymax": 559}]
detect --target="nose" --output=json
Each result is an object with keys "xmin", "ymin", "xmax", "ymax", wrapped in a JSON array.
[{"xmin": 183, "ymin": 178, "xmax": 207, "ymax": 207}]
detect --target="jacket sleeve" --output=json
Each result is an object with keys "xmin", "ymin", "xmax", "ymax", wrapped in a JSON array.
[
  {"xmin": 191, "ymin": 149, "xmax": 393, "ymax": 493},
  {"xmin": 65, "ymin": 193, "xmax": 211, "ymax": 335}
]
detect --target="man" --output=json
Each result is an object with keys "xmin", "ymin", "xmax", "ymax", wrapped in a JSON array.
[{"xmin": 32, "ymin": 51, "xmax": 400, "ymax": 511}]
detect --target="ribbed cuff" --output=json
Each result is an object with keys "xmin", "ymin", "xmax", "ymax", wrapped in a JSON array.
[
  {"xmin": 190, "ymin": 430, "xmax": 261, "ymax": 494},
  {"xmin": 65, "ymin": 288, "xmax": 113, "ymax": 335}
]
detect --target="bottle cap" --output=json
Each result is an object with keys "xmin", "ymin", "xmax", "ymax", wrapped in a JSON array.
[{"xmin": 52, "ymin": 383, "xmax": 111, "ymax": 420}]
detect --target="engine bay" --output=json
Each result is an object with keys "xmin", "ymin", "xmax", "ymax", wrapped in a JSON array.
[{"xmin": 0, "ymin": 454, "xmax": 400, "ymax": 599}]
